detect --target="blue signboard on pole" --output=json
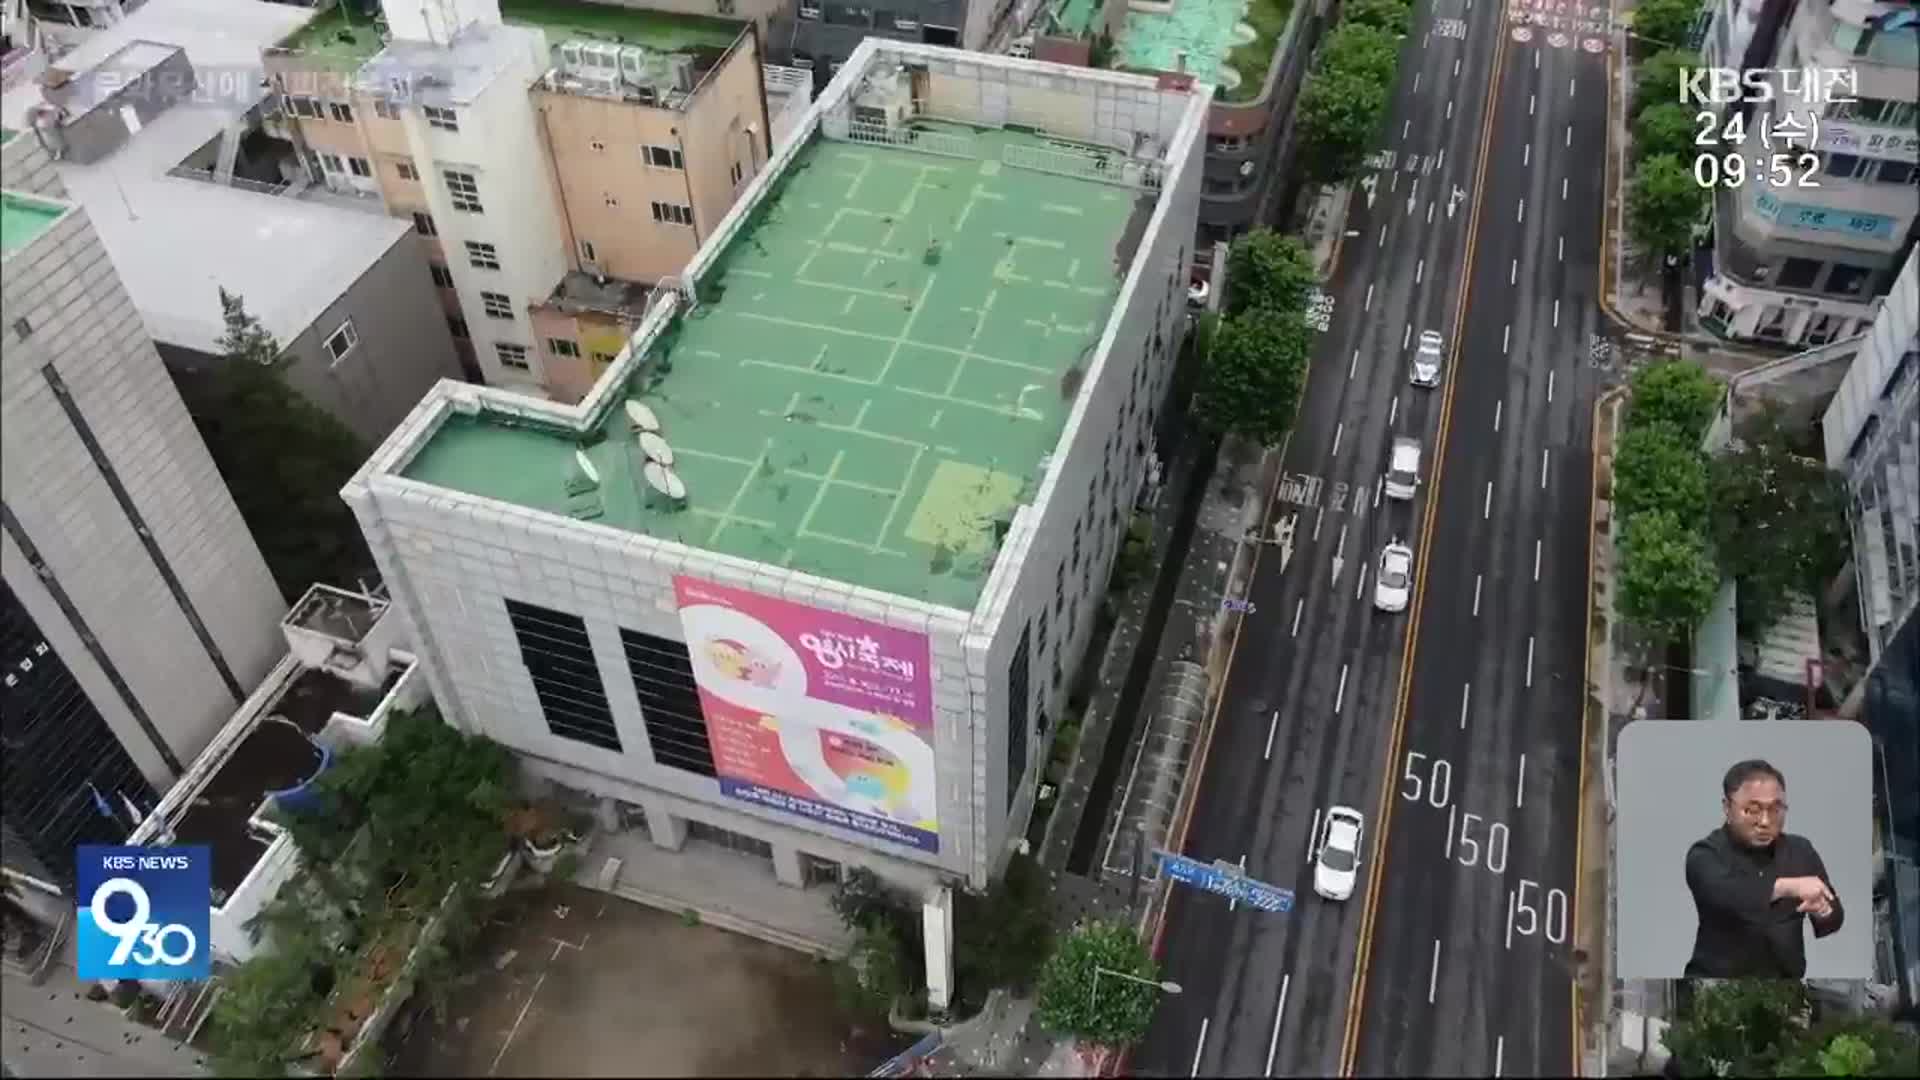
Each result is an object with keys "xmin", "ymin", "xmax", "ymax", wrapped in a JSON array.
[{"xmin": 1155, "ymin": 850, "xmax": 1294, "ymax": 913}]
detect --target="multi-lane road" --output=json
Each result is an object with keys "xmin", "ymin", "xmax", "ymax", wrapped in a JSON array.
[{"xmin": 1134, "ymin": 1, "xmax": 1611, "ymax": 1075}]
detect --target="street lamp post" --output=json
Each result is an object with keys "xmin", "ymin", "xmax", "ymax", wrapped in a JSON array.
[{"xmin": 1091, "ymin": 966, "xmax": 1182, "ymax": 1012}]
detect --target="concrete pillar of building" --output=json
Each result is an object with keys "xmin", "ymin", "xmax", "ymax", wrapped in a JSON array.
[
  {"xmin": 772, "ymin": 843, "xmax": 804, "ymax": 888},
  {"xmin": 645, "ymin": 799, "xmax": 685, "ymax": 851},
  {"xmin": 922, "ymin": 885, "xmax": 955, "ymax": 1015}
]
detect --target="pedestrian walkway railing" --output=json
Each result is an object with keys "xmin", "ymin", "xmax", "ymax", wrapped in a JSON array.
[{"xmin": 870, "ymin": 1030, "xmax": 943, "ymax": 1077}]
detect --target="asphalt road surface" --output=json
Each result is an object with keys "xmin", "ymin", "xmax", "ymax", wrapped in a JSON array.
[{"xmin": 1133, "ymin": 2, "xmax": 1607, "ymax": 1076}]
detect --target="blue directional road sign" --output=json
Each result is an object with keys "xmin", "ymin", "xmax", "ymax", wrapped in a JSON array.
[{"xmin": 1155, "ymin": 850, "xmax": 1294, "ymax": 913}]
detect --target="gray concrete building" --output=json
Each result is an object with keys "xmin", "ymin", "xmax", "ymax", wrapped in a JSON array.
[
  {"xmin": 0, "ymin": 0, "xmax": 465, "ymax": 446},
  {"xmin": 2, "ymin": 128, "xmax": 286, "ymax": 890}
]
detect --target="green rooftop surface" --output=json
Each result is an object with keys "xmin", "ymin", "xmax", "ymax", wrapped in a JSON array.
[
  {"xmin": 404, "ymin": 124, "xmax": 1150, "ymax": 610},
  {"xmin": 1116, "ymin": 0, "xmax": 1292, "ymax": 102},
  {"xmin": 1, "ymin": 191, "xmax": 67, "ymax": 259},
  {"xmin": 280, "ymin": 0, "xmax": 740, "ymax": 65}
]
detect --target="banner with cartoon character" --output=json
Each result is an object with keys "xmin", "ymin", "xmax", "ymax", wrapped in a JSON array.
[{"xmin": 672, "ymin": 575, "xmax": 939, "ymax": 853}]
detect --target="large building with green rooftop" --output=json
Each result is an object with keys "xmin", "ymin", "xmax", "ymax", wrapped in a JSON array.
[{"xmin": 345, "ymin": 36, "xmax": 1208, "ymax": 945}]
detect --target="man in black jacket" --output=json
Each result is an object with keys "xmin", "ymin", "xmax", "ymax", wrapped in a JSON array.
[{"xmin": 1684, "ymin": 759, "xmax": 1844, "ymax": 978}]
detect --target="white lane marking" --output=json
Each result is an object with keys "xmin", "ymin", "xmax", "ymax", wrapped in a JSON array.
[
  {"xmin": 1445, "ymin": 803, "xmax": 1458, "ymax": 858},
  {"xmin": 1414, "ymin": 72, "xmax": 1422, "ymax": 92},
  {"xmin": 1517, "ymin": 198, "xmax": 1526, "ymax": 223},
  {"xmin": 1350, "ymin": 349, "xmax": 1361, "ymax": 379},
  {"xmin": 1484, "ymin": 481, "xmax": 1493, "ymax": 519},
  {"xmin": 1523, "ymin": 144, "xmax": 1531, "ymax": 168},
  {"xmin": 1307, "ymin": 809, "xmax": 1322, "ymax": 864},
  {"xmin": 1292, "ymin": 597, "xmax": 1304, "ymax": 637},
  {"xmin": 1558, "ymin": 235, "xmax": 1565, "ymax": 261},
  {"xmin": 1541, "ymin": 448, "xmax": 1550, "ymax": 489},
  {"xmin": 1416, "ymin": 258, "xmax": 1425, "ymax": 284},
  {"xmin": 1569, "ymin": 77, "xmax": 1577, "ymax": 98},
  {"xmin": 1193, "ymin": 1017, "xmax": 1209, "ymax": 1078},
  {"xmin": 1428, "ymin": 940, "xmax": 1442, "ymax": 1004},
  {"xmin": 1502, "ymin": 325, "xmax": 1511, "ymax": 353},
  {"xmin": 1534, "ymin": 51, "xmax": 1540, "ymax": 70},
  {"xmin": 1373, "ymin": 479, "xmax": 1383, "ymax": 508},
  {"xmin": 1266, "ymin": 974, "xmax": 1291, "ymax": 1077},
  {"xmin": 1404, "ymin": 323, "xmax": 1412, "ymax": 349},
  {"xmin": 1528, "ymin": 92, "xmax": 1536, "ymax": 116},
  {"xmin": 1265, "ymin": 710, "xmax": 1279, "ymax": 760},
  {"xmin": 1553, "ymin": 298, "xmax": 1560, "ymax": 327},
  {"xmin": 1566, "ymin": 124, "xmax": 1573, "ymax": 146},
  {"xmin": 1455, "ymin": 58, "xmax": 1462, "ymax": 77},
  {"xmin": 1533, "ymin": 539, "xmax": 1542, "ymax": 581},
  {"xmin": 1517, "ymin": 755, "xmax": 1527, "ymax": 810},
  {"xmin": 1473, "ymin": 573, "xmax": 1483, "ymax": 616},
  {"xmin": 1365, "ymin": 283, "xmax": 1375, "ymax": 310},
  {"xmin": 1228, "ymin": 853, "xmax": 1248, "ymax": 911},
  {"xmin": 1460, "ymin": 682, "xmax": 1471, "ymax": 729},
  {"xmin": 1391, "ymin": 171, "xmax": 1399, "ymax": 192},
  {"xmin": 1506, "ymin": 890, "xmax": 1517, "ymax": 949},
  {"xmin": 1355, "ymin": 563, "xmax": 1368, "ymax": 601},
  {"xmin": 1404, "ymin": 119, "xmax": 1412, "ymax": 138},
  {"xmin": 492, "ymin": 969, "xmax": 550, "ymax": 1075},
  {"xmin": 1446, "ymin": 100, "xmax": 1454, "ymax": 119},
  {"xmin": 1510, "ymin": 259, "xmax": 1518, "ymax": 285},
  {"xmin": 1427, "ymin": 200, "xmax": 1435, "ymax": 224},
  {"xmin": 1313, "ymin": 506, "xmax": 1325, "ymax": 541},
  {"xmin": 1439, "ymin": 148, "xmax": 1445, "ymax": 169},
  {"xmin": 1389, "ymin": 396, "xmax": 1399, "ymax": 425},
  {"xmin": 1495, "ymin": 1035, "xmax": 1506, "ymax": 1077},
  {"xmin": 1379, "ymin": 224, "xmax": 1388, "ymax": 248},
  {"xmin": 1334, "ymin": 662, "xmax": 1350, "ymax": 715},
  {"xmin": 1332, "ymin": 422, "xmax": 1345, "ymax": 457},
  {"xmin": 1548, "ymin": 370, "xmax": 1556, "ymax": 402},
  {"xmin": 1526, "ymin": 635, "xmax": 1537, "ymax": 687},
  {"xmin": 1562, "ymin": 176, "xmax": 1569, "ymax": 201},
  {"xmin": 1493, "ymin": 400, "xmax": 1503, "ymax": 431}
]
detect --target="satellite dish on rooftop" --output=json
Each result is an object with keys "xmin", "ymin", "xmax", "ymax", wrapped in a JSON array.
[
  {"xmin": 625, "ymin": 399, "xmax": 661, "ymax": 433},
  {"xmin": 643, "ymin": 462, "xmax": 686, "ymax": 502},
  {"xmin": 638, "ymin": 431, "xmax": 675, "ymax": 466}
]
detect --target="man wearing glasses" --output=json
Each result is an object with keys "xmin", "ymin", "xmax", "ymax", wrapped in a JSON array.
[{"xmin": 1684, "ymin": 759, "xmax": 1844, "ymax": 978}]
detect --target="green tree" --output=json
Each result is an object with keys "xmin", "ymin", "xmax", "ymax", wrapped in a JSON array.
[
  {"xmin": 209, "ymin": 943, "xmax": 330, "ymax": 1077},
  {"xmin": 1635, "ymin": 49, "xmax": 1700, "ymax": 118},
  {"xmin": 1034, "ymin": 920, "xmax": 1164, "ymax": 1048},
  {"xmin": 1296, "ymin": 69, "xmax": 1393, "ymax": 183},
  {"xmin": 1661, "ymin": 978, "xmax": 1809, "ymax": 1077},
  {"xmin": 835, "ymin": 923, "xmax": 908, "ymax": 1014},
  {"xmin": 1774, "ymin": 1017, "xmax": 1920, "ymax": 1078},
  {"xmin": 188, "ymin": 289, "xmax": 374, "ymax": 601},
  {"xmin": 1635, "ymin": 102, "xmax": 1699, "ymax": 162},
  {"xmin": 1708, "ymin": 415, "xmax": 1850, "ymax": 635},
  {"xmin": 1628, "ymin": 359, "xmax": 1721, "ymax": 439},
  {"xmin": 1631, "ymin": 0, "xmax": 1704, "ymax": 55},
  {"xmin": 1341, "ymin": 0, "xmax": 1414, "ymax": 35},
  {"xmin": 1628, "ymin": 154, "xmax": 1709, "ymax": 262},
  {"xmin": 1318, "ymin": 24, "xmax": 1401, "ymax": 87},
  {"xmin": 952, "ymin": 852, "xmax": 1055, "ymax": 1007},
  {"xmin": 1613, "ymin": 425, "xmax": 1711, "ymax": 523},
  {"xmin": 1617, "ymin": 509, "xmax": 1721, "ymax": 644},
  {"xmin": 1225, "ymin": 228, "xmax": 1318, "ymax": 317},
  {"xmin": 1193, "ymin": 308, "xmax": 1312, "ymax": 445}
]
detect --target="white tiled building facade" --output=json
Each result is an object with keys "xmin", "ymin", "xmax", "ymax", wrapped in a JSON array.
[{"xmin": 344, "ymin": 40, "xmax": 1208, "ymax": 904}]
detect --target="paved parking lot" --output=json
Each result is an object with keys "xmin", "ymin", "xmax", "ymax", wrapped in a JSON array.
[{"xmin": 388, "ymin": 884, "xmax": 906, "ymax": 1077}]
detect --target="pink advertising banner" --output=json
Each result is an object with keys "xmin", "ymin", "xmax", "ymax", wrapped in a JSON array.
[{"xmin": 672, "ymin": 576, "xmax": 939, "ymax": 853}]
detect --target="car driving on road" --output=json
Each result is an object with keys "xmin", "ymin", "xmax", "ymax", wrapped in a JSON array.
[
  {"xmin": 1375, "ymin": 540, "xmax": 1413, "ymax": 612},
  {"xmin": 1412, "ymin": 329, "xmax": 1444, "ymax": 387},
  {"xmin": 1384, "ymin": 437, "xmax": 1422, "ymax": 500},
  {"xmin": 1314, "ymin": 806, "xmax": 1366, "ymax": 901}
]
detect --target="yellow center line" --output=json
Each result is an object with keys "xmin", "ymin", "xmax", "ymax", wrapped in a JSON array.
[{"xmin": 1339, "ymin": 15, "xmax": 1514, "ymax": 1075}]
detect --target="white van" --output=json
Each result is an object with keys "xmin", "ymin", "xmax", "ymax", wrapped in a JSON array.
[{"xmin": 1384, "ymin": 437, "xmax": 1422, "ymax": 500}]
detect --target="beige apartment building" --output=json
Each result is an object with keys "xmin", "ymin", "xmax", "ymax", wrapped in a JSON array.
[{"xmin": 259, "ymin": 0, "xmax": 784, "ymax": 399}]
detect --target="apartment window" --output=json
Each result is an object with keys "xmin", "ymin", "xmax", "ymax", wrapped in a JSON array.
[
  {"xmin": 651, "ymin": 201, "xmax": 694, "ymax": 226},
  {"xmin": 579, "ymin": 240, "xmax": 598, "ymax": 263},
  {"xmin": 327, "ymin": 101, "xmax": 354, "ymax": 123},
  {"xmin": 424, "ymin": 105, "xmax": 459, "ymax": 131},
  {"xmin": 444, "ymin": 169, "xmax": 483, "ymax": 213},
  {"xmin": 1208, "ymin": 133, "xmax": 1249, "ymax": 153},
  {"xmin": 323, "ymin": 319, "xmax": 359, "ymax": 362},
  {"xmin": 373, "ymin": 98, "xmax": 398, "ymax": 120},
  {"xmin": 620, "ymin": 627, "xmax": 716, "ymax": 777},
  {"xmin": 549, "ymin": 338, "xmax": 582, "ymax": 359},
  {"xmin": 1823, "ymin": 153, "xmax": 1871, "ymax": 180},
  {"xmin": 448, "ymin": 315, "xmax": 470, "ymax": 339},
  {"xmin": 395, "ymin": 159, "xmax": 418, "ymax": 181},
  {"xmin": 283, "ymin": 94, "xmax": 322, "ymax": 119},
  {"xmin": 1828, "ymin": 97, "xmax": 1917, "ymax": 129},
  {"xmin": 481, "ymin": 291, "xmax": 514, "ymax": 319},
  {"xmin": 642, "ymin": 144, "xmax": 684, "ymax": 169},
  {"xmin": 347, "ymin": 156, "xmax": 372, "ymax": 178},
  {"xmin": 413, "ymin": 211, "xmax": 437, "ymax": 236},
  {"xmin": 1826, "ymin": 263, "xmax": 1872, "ymax": 297},
  {"xmin": 729, "ymin": 161, "xmax": 743, "ymax": 186},
  {"xmin": 495, "ymin": 342, "xmax": 531, "ymax": 371},
  {"xmin": 798, "ymin": 0, "xmax": 821, "ymax": 19},
  {"xmin": 319, "ymin": 152, "xmax": 345, "ymax": 174},
  {"xmin": 1006, "ymin": 624, "xmax": 1031, "ymax": 813},
  {"xmin": 465, "ymin": 241, "xmax": 500, "ymax": 270},
  {"xmin": 1776, "ymin": 257, "xmax": 1821, "ymax": 290},
  {"xmin": 504, "ymin": 600, "xmax": 623, "ymax": 752},
  {"xmin": 716, "ymin": 0, "xmax": 734, "ymax": 12},
  {"xmin": 429, "ymin": 263, "xmax": 455, "ymax": 288},
  {"xmin": 1879, "ymin": 161, "xmax": 1915, "ymax": 186}
]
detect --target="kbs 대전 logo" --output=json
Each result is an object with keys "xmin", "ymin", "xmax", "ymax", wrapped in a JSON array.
[{"xmin": 75, "ymin": 845, "xmax": 211, "ymax": 981}]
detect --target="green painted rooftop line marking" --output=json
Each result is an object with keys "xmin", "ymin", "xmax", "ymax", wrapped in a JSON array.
[{"xmin": 401, "ymin": 128, "xmax": 1140, "ymax": 608}]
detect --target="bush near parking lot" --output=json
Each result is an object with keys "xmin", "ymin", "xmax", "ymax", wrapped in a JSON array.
[{"xmin": 1294, "ymin": 0, "xmax": 1412, "ymax": 184}]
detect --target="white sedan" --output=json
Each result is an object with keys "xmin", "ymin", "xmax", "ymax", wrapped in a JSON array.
[
  {"xmin": 1374, "ymin": 540, "xmax": 1413, "ymax": 613},
  {"xmin": 1411, "ymin": 329, "xmax": 1445, "ymax": 387},
  {"xmin": 1314, "ymin": 806, "xmax": 1367, "ymax": 901}
]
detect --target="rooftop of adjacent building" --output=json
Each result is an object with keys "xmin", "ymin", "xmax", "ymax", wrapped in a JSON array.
[
  {"xmin": 0, "ymin": 187, "xmax": 66, "ymax": 258},
  {"xmin": 1049, "ymin": 0, "xmax": 1292, "ymax": 101},
  {"xmin": 0, "ymin": 0, "xmax": 414, "ymax": 352},
  {"xmin": 401, "ymin": 122, "xmax": 1154, "ymax": 610},
  {"xmin": 279, "ymin": 0, "xmax": 744, "ymax": 66}
]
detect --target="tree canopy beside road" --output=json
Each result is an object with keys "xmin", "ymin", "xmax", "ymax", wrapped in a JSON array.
[
  {"xmin": 1224, "ymin": 228, "xmax": 1317, "ymax": 317},
  {"xmin": 1612, "ymin": 360, "xmax": 1724, "ymax": 644},
  {"xmin": 1034, "ymin": 919, "xmax": 1164, "ymax": 1049},
  {"xmin": 1707, "ymin": 413, "xmax": 1851, "ymax": 636},
  {"xmin": 1627, "ymin": 153, "xmax": 1709, "ymax": 264},
  {"xmin": 1193, "ymin": 306, "xmax": 1313, "ymax": 446},
  {"xmin": 1294, "ymin": 0, "xmax": 1412, "ymax": 184}
]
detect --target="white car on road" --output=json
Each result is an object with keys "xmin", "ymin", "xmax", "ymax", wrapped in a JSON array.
[
  {"xmin": 1412, "ymin": 329, "xmax": 1445, "ymax": 387},
  {"xmin": 1314, "ymin": 806, "xmax": 1366, "ymax": 901},
  {"xmin": 1375, "ymin": 540, "xmax": 1413, "ymax": 613},
  {"xmin": 1384, "ymin": 437, "xmax": 1422, "ymax": 500}
]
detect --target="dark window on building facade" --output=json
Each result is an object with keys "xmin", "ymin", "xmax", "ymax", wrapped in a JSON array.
[
  {"xmin": 620, "ymin": 627, "xmax": 717, "ymax": 777},
  {"xmin": 504, "ymin": 599, "xmax": 622, "ymax": 751},
  {"xmin": 1006, "ymin": 624, "xmax": 1032, "ymax": 812}
]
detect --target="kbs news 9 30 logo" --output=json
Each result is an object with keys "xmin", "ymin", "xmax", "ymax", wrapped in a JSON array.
[{"xmin": 75, "ymin": 845, "xmax": 211, "ymax": 981}]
